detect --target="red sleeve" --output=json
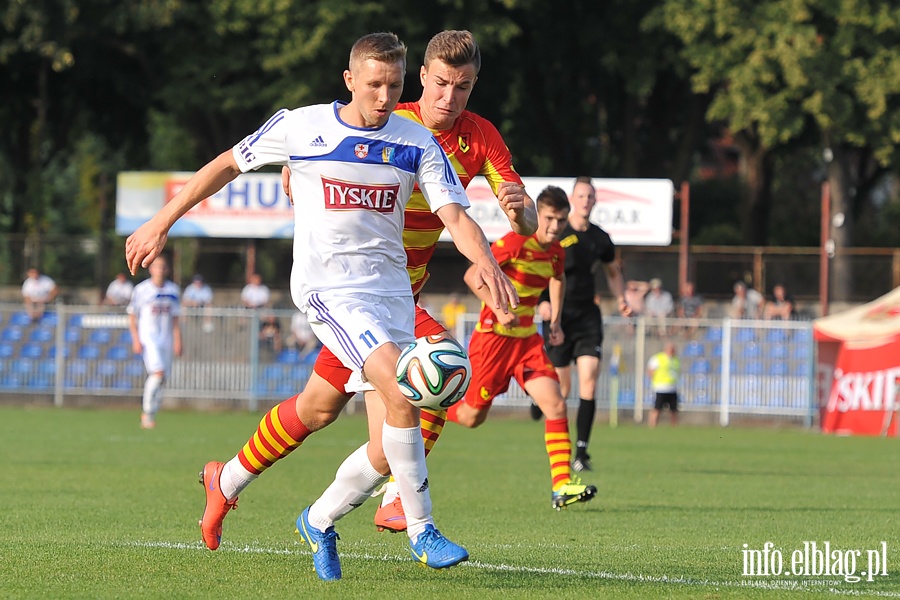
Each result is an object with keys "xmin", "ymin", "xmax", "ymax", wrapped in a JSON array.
[{"xmin": 471, "ymin": 114, "xmax": 523, "ymax": 193}]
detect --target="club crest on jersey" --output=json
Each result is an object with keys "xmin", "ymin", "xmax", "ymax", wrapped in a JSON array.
[
  {"xmin": 458, "ymin": 134, "xmax": 470, "ymax": 153},
  {"xmin": 382, "ymin": 146, "xmax": 395, "ymax": 163},
  {"xmin": 321, "ymin": 177, "xmax": 399, "ymax": 213},
  {"xmin": 354, "ymin": 143, "xmax": 369, "ymax": 159}
]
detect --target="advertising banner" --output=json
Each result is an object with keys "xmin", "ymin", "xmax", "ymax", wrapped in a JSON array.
[{"xmin": 117, "ymin": 172, "xmax": 674, "ymax": 245}]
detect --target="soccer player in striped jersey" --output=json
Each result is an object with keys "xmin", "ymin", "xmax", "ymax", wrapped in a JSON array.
[
  {"xmin": 449, "ymin": 186, "xmax": 598, "ymax": 509},
  {"xmin": 192, "ymin": 29, "xmax": 536, "ymax": 550}
]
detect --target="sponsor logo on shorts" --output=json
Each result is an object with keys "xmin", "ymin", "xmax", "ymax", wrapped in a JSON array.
[
  {"xmin": 321, "ymin": 177, "xmax": 399, "ymax": 213},
  {"xmin": 416, "ymin": 478, "xmax": 429, "ymax": 493}
]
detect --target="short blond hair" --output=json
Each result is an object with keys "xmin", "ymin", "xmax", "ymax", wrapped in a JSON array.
[
  {"xmin": 349, "ymin": 32, "xmax": 407, "ymax": 71},
  {"xmin": 423, "ymin": 30, "xmax": 481, "ymax": 73}
]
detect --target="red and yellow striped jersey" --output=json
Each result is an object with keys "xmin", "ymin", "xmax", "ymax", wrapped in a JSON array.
[
  {"xmin": 475, "ymin": 232, "xmax": 564, "ymax": 338},
  {"xmin": 394, "ymin": 101, "xmax": 523, "ymax": 295}
]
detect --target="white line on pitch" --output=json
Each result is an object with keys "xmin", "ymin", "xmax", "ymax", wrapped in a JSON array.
[{"xmin": 121, "ymin": 541, "xmax": 900, "ymax": 597}]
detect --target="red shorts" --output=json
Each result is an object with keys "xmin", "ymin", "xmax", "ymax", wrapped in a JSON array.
[
  {"xmin": 462, "ymin": 330, "xmax": 558, "ymax": 410},
  {"xmin": 313, "ymin": 304, "xmax": 447, "ymax": 393}
]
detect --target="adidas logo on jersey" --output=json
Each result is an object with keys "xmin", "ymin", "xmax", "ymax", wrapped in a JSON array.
[{"xmin": 309, "ymin": 135, "xmax": 327, "ymax": 147}]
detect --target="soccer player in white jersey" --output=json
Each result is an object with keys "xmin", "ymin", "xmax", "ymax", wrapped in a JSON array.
[
  {"xmin": 126, "ymin": 256, "xmax": 182, "ymax": 429},
  {"xmin": 125, "ymin": 32, "xmax": 517, "ymax": 580}
]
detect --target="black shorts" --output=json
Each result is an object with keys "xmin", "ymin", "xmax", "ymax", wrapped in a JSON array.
[
  {"xmin": 654, "ymin": 392, "xmax": 679, "ymax": 412},
  {"xmin": 543, "ymin": 307, "xmax": 604, "ymax": 368}
]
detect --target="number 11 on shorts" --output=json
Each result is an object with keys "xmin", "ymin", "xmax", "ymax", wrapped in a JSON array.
[{"xmin": 359, "ymin": 330, "xmax": 378, "ymax": 348}]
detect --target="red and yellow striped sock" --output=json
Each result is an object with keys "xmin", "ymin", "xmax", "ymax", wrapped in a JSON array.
[
  {"xmin": 238, "ymin": 394, "xmax": 311, "ymax": 475},
  {"xmin": 420, "ymin": 408, "xmax": 447, "ymax": 457},
  {"xmin": 545, "ymin": 418, "xmax": 572, "ymax": 492}
]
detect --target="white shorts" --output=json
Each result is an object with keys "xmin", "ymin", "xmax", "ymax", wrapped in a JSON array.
[
  {"xmin": 142, "ymin": 340, "xmax": 172, "ymax": 375},
  {"xmin": 304, "ymin": 291, "xmax": 415, "ymax": 387}
]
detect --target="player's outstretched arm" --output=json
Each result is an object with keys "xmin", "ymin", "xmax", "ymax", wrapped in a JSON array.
[
  {"xmin": 125, "ymin": 151, "xmax": 241, "ymax": 274},
  {"xmin": 436, "ymin": 203, "xmax": 518, "ymax": 312},
  {"xmin": 497, "ymin": 182, "xmax": 537, "ymax": 236}
]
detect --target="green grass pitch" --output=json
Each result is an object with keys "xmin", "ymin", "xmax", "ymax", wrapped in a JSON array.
[{"xmin": 0, "ymin": 405, "xmax": 898, "ymax": 599}]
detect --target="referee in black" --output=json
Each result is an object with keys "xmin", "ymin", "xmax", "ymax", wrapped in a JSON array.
[{"xmin": 534, "ymin": 176, "xmax": 631, "ymax": 472}]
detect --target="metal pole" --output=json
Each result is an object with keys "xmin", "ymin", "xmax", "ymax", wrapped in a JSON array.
[
  {"xmin": 634, "ymin": 317, "xmax": 646, "ymax": 423},
  {"xmin": 820, "ymin": 182, "xmax": 831, "ymax": 317},
  {"xmin": 678, "ymin": 181, "xmax": 690, "ymax": 292}
]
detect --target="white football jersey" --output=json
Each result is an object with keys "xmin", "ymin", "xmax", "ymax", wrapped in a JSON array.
[
  {"xmin": 232, "ymin": 102, "xmax": 469, "ymax": 308},
  {"xmin": 127, "ymin": 280, "xmax": 181, "ymax": 344}
]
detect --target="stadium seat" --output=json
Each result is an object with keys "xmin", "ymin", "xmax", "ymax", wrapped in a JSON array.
[
  {"xmin": 301, "ymin": 349, "xmax": 321, "ymax": 365},
  {"xmin": 770, "ymin": 344, "xmax": 787, "ymax": 360},
  {"xmin": 14, "ymin": 358, "xmax": 34, "ymax": 375},
  {"xmin": 9, "ymin": 312, "xmax": 32, "ymax": 327},
  {"xmin": 0, "ymin": 343, "xmax": 14, "ymax": 359},
  {"xmin": 123, "ymin": 361, "xmax": 145, "ymax": 377},
  {"xmin": 689, "ymin": 358, "xmax": 710, "ymax": 374},
  {"xmin": 21, "ymin": 343, "xmax": 43, "ymax": 359},
  {"xmin": 618, "ymin": 389, "xmax": 635, "ymax": 406},
  {"xmin": 29, "ymin": 328, "xmax": 54, "ymax": 343},
  {"xmin": 742, "ymin": 343, "xmax": 761, "ymax": 359},
  {"xmin": 88, "ymin": 329, "xmax": 112, "ymax": 345},
  {"xmin": 112, "ymin": 377, "xmax": 133, "ymax": 390},
  {"xmin": 118, "ymin": 330, "xmax": 132, "ymax": 345},
  {"xmin": 766, "ymin": 328, "xmax": 787, "ymax": 343},
  {"xmin": 683, "ymin": 341, "xmax": 704, "ymax": 358},
  {"xmin": 97, "ymin": 361, "xmax": 118, "ymax": 377},
  {"xmin": 105, "ymin": 345, "xmax": 130, "ymax": 361},
  {"xmin": 67, "ymin": 314, "xmax": 83, "ymax": 328},
  {"xmin": 768, "ymin": 362, "xmax": 788, "ymax": 376},
  {"xmin": 65, "ymin": 327, "xmax": 81, "ymax": 343},
  {"xmin": 792, "ymin": 344, "xmax": 811, "ymax": 360},
  {"xmin": 710, "ymin": 343, "xmax": 723, "ymax": 358},
  {"xmin": 0, "ymin": 374, "xmax": 21, "ymax": 388},
  {"xmin": 793, "ymin": 362, "xmax": 812, "ymax": 376},
  {"xmin": 66, "ymin": 360, "xmax": 89, "ymax": 377},
  {"xmin": 77, "ymin": 345, "xmax": 101, "ymax": 360},
  {"xmin": 734, "ymin": 328, "xmax": 756, "ymax": 343},
  {"xmin": 745, "ymin": 360, "xmax": 763, "ymax": 375},
  {"xmin": 37, "ymin": 359, "xmax": 56, "ymax": 376},
  {"xmin": 40, "ymin": 312, "xmax": 58, "ymax": 327},
  {"xmin": 276, "ymin": 349, "xmax": 300, "ymax": 364},
  {"xmin": 2, "ymin": 326, "xmax": 23, "ymax": 342},
  {"xmin": 46, "ymin": 345, "xmax": 70, "ymax": 359},
  {"xmin": 705, "ymin": 327, "xmax": 723, "ymax": 342}
]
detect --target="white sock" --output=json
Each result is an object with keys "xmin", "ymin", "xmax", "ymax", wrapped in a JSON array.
[
  {"xmin": 307, "ymin": 443, "xmax": 388, "ymax": 531},
  {"xmin": 142, "ymin": 374, "xmax": 163, "ymax": 415},
  {"xmin": 382, "ymin": 423, "xmax": 433, "ymax": 542},
  {"xmin": 380, "ymin": 479, "xmax": 400, "ymax": 508},
  {"xmin": 220, "ymin": 457, "xmax": 257, "ymax": 501}
]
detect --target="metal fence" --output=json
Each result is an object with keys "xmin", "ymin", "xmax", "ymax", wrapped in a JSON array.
[{"xmin": 0, "ymin": 303, "xmax": 816, "ymax": 426}]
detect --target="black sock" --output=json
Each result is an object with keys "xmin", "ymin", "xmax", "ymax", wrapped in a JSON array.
[{"xmin": 575, "ymin": 398, "xmax": 595, "ymax": 457}]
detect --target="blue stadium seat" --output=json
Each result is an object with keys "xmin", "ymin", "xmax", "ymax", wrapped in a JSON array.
[
  {"xmin": 742, "ymin": 343, "xmax": 761, "ymax": 359},
  {"xmin": 2, "ymin": 326, "xmax": 23, "ymax": 342},
  {"xmin": 13, "ymin": 358, "xmax": 34, "ymax": 375},
  {"xmin": 710, "ymin": 343, "xmax": 723, "ymax": 358},
  {"xmin": 770, "ymin": 344, "xmax": 787, "ymax": 360},
  {"xmin": 123, "ymin": 361, "xmax": 145, "ymax": 377},
  {"xmin": 37, "ymin": 359, "xmax": 56, "ymax": 376},
  {"xmin": 0, "ymin": 343, "xmax": 14, "ymax": 359},
  {"xmin": 118, "ymin": 330, "xmax": 132, "ymax": 345},
  {"xmin": 29, "ymin": 328, "xmax": 54, "ymax": 343},
  {"xmin": 793, "ymin": 362, "xmax": 812, "ymax": 376},
  {"xmin": 734, "ymin": 328, "xmax": 756, "ymax": 343},
  {"xmin": 683, "ymin": 341, "xmax": 704, "ymax": 358},
  {"xmin": 9, "ymin": 312, "xmax": 32, "ymax": 327},
  {"xmin": 112, "ymin": 377, "xmax": 133, "ymax": 390},
  {"xmin": 21, "ymin": 343, "xmax": 43, "ymax": 359},
  {"xmin": 689, "ymin": 358, "xmax": 710, "ymax": 374},
  {"xmin": 105, "ymin": 345, "xmax": 130, "ymax": 361},
  {"xmin": 705, "ymin": 327, "xmax": 723, "ymax": 342},
  {"xmin": 88, "ymin": 329, "xmax": 112, "ymax": 345},
  {"xmin": 768, "ymin": 362, "xmax": 788, "ymax": 376},
  {"xmin": 65, "ymin": 327, "xmax": 81, "ymax": 343},
  {"xmin": 745, "ymin": 360, "xmax": 763, "ymax": 375},
  {"xmin": 47, "ymin": 345, "xmax": 70, "ymax": 359},
  {"xmin": 77, "ymin": 345, "xmax": 101, "ymax": 360},
  {"xmin": 792, "ymin": 344, "xmax": 811, "ymax": 360},
  {"xmin": 276, "ymin": 349, "xmax": 300, "ymax": 364},
  {"xmin": 766, "ymin": 328, "xmax": 788, "ymax": 343},
  {"xmin": 0, "ymin": 374, "xmax": 21, "ymax": 388},
  {"xmin": 40, "ymin": 312, "xmax": 58, "ymax": 327},
  {"xmin": 97, "ymin": 361, "xmax": 118, "ymax": 377},
  {"xmin": 67, "ymin": 314, "xmax": 83, "ymax": 327},
  {"xmin": 67, "ymin": 360, "xmax": 89, "ymax": 377},
  {"xmin": 618, "ymin": 389, "xmax": 635, "ymax": 406}
]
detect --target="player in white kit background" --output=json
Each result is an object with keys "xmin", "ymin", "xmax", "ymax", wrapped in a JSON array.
[
  {"xmin": 124, "ymin": 33, "xmax": 517, "ymax": 580},
  {"xmin": 127, "ymin": 255, "xmax": 182, "ymax": 430}
]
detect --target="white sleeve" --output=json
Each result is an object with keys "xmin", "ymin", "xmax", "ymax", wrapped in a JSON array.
[
  {"xmin": 232, "ymin": 109, "xmax": 291, "ymax": 173},
  {"xmin": 416, "ymin": 137, "xmax": 469, "ymax": 214}
]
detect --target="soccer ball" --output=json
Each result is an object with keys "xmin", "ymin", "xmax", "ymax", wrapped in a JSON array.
[{"xmin": 396, "ymin": 334, "xmax": 471, "ymax": 410}]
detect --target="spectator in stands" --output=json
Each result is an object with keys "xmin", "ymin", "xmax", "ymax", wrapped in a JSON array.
[
  {"xmin": 764, "ymin": 284, "xmax": 795, "ymax": 320},
  {"xmin": 127, "ymin": 255, "xmax": 182, "ymax": 429},
  {"xmin": 22, "ymin": 267, "xmax": 58, "ymax": 323},
  {"xmin": 624, "ymin": 280, "xmax": 649, "ymax": 317},
  {"xmin": 644, "ymin": 278, "xmax": 674, "ymax": 336},
  {"xmin": 258, "ymin": 312, "xmax": 283, "ymax": 356},
  {"xmin": 241, "ymin": 273, "xmax": 270, "ymax": 310},
  {"xmin": 647, "ymin": 341, "xmax": 680, "ymax": 427},
  {"xmin": 440, "ymin": 293, "xmax": 467, "ymax": 331},
  {"xmin": 183, "ymin": 274, "xmax": 215, "ymax": 332},
  {"xmin": 288, "ymin": 310, "xmax": 320, "ymax": 359},
  {"xmin": 731, "ymin": 281, "xmax": 764, "ymax": 319},
  {"xmin": 676, "ymin": 280, "xmax": 705, "ymax": 337},
  {"xmin": 103, "ymin": 272, "xmax": 134, "ymax": 307}
]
